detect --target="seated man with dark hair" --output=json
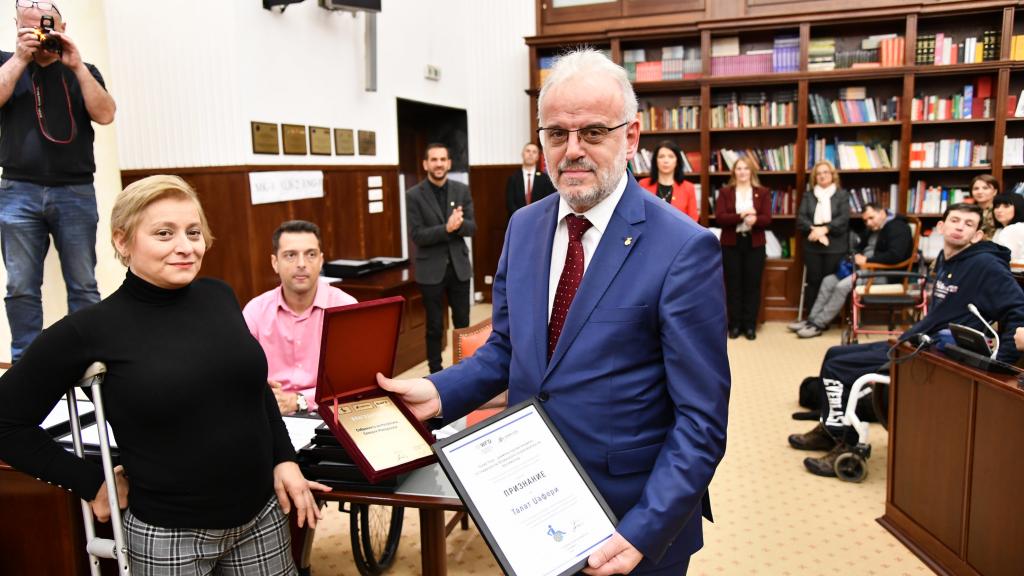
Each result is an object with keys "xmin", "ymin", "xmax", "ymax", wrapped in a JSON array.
[
  {"xmin": 788, "ymin": 202, "xmax": 914, "ymax": 338},
  {"xmin": 243, "ymin": 220, "xmax": 357, "ymax": 415},
  {"xmin": 788, "ymin": 203, "xmax": 1024, "ymax": 477}
]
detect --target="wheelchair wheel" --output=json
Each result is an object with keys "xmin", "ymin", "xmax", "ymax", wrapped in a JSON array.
[
  {"xmin": 834, "ymin": 452, "xmax": 868, "ymax": 483},
  {"xmin": 350, "ymin": 504, "xmax": 404, "ymax": 575}
]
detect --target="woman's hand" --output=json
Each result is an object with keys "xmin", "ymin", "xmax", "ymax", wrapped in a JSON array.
[
  {"xmin": 90, "ymin": 465, "xmax": 129, "ymax": 523},
  {"xmin": 743, "ymin": 214, "xmax": 757, "ymax": 227},
  {"xmin": 273, "ymin": 462, "xmax": 332, "ymax": 528}
]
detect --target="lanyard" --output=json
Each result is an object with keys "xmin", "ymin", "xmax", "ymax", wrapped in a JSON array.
[{"xmin": 31, "ymin": 68, "xmax": 76, "ymax": 145}]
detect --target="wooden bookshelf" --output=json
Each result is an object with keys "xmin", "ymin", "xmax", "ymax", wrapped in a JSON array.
[{"xmin": 528, "ymin": 1, "xmax": 1024, "ymax": 321}]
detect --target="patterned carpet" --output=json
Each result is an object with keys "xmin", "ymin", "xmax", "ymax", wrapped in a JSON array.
[{"xmin": 305, "ymin": 309, "xmax": 930, "ymax": 575}]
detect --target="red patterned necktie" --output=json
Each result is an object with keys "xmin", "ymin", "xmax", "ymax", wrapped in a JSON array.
[
  {"xmin": 525, "ymin": 172, "xmax": 533, "ymax": 204},
  {"xmin": 548, "ymin": 214, "xmax": 593, "ymax": 360}
]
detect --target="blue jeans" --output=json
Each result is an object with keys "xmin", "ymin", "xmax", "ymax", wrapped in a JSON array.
[{"xmin": 0, "ymin": 178, "xmax": 100, "ymax": 361}]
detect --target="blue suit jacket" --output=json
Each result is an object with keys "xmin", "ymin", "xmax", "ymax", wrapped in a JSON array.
[{"xmin": 430, "ymin": 175, "xmax": 730, "ymax": 570}]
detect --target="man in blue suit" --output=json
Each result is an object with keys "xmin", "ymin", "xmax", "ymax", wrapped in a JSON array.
[{"xmin": 379, "ymin": 48, "xmax": 730, "ymax": 575}]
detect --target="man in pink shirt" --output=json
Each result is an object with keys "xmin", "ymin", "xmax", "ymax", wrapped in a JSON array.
[{"xmin": 243, "ymin": 220, "xmax": 357, "ymax": 415}]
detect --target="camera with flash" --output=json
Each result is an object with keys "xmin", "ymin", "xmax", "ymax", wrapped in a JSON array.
[{"xmin": 33, "ymin": 15, "xmax": 62, "ymax": 55}]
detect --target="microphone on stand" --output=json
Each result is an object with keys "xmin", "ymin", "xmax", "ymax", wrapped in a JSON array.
[{"xmin": 967, "ymin": 303, "xmax": 1000, "ymax": 360}]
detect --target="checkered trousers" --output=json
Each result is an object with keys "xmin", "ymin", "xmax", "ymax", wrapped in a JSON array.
[{"xmin": 123, "ymin": 497, "xmax": 297, "ymax": 576}]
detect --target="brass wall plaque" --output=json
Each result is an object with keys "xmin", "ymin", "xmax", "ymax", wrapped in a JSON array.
[
  {"xmin": 358, "ymin": 130, "xmax": 377, "ymax": 156},
  {"xmin": 282, "ymin": 124, "xmax": 308, "ymax": 155},
  {"xmin": 334, "ymin": 128, "xmax": 355, "ymax": 156},
  {"xmin": 310, "ymin": 126, "xmax": 332, "ymax": 156},
  {"xmin": 251, "ymin": 122, "xmax": 280, "ymax": 155}
]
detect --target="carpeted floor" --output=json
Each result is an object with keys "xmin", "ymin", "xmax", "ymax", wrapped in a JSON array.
[{"xmin": 305, "ymin": 307, "xmax": 930, "ymax": 575}]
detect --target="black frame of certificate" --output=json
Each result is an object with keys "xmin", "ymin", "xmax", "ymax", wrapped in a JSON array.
[{"xmin": 433, "ymin": 398, "xmax": 618, "ymax": 576}]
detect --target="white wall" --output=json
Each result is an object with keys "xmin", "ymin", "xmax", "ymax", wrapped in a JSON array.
[
  {"xmin": 108, "ymin": 0, "xmax": 537, "ymax": 168},
  {"xmin": 0, "ymin": 0, "xmax": 536, "ymax": 360},
  {"xmin": 0, "ymin": 1, "xmax": 123, "ymax": 360}
]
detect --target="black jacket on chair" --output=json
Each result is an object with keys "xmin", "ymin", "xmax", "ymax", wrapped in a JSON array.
[
  {"xmin": 857, "ymin": 214, "xmax": 914, "ymax": 265},
  {"xmin": 406, "ymin": 178, "xmax": 476, "ymax": 284}
]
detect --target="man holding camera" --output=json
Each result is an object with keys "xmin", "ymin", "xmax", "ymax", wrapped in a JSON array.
[{"xmin": 0, "ymin": 1, "xmax": 115, "ymax": 361}]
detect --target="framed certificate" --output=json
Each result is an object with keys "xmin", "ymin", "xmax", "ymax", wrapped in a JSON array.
[{"xmin": 434, "ymin": 399, "xmax": 617, "ymax": 576}]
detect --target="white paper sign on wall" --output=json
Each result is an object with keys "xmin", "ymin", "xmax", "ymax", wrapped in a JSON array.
[{"xmin": 249, "ymin": 171, "xmax": 325, "ymax": 205}]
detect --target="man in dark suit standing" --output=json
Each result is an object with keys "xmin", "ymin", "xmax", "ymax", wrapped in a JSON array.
[
  {"xmin": 506, "ymin": 142, "xmax": 555, "ymax": 218},
  {"xmin": 406, "ymin": 143, "xmax": 476, "ymax": 373},
  {"xmin": 381, "ymin": 49, "xmax": 729, "ymax": 575}
]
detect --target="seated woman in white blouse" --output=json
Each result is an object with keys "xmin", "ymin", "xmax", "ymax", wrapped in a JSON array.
[{"xmin": 992, "ymin": 194, "xmax": 1024, "ymax": 263}]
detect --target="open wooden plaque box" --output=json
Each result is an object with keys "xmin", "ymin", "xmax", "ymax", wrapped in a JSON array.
[{"xmin": 315, "ymin": 296, "xmax": 436, "ymax": 483}]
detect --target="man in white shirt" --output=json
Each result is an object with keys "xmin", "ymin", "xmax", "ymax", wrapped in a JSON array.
[{"xmin": 506, "ymin": 142, "xmax": 555, "ymax": 218}]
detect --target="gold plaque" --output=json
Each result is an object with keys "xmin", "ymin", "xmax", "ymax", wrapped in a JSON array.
[
  {"xmin": 357, "ymin": 130, "xmax": 377, "ymax": 156},
  {"xmin": 251, "ymin": 122, "xmax": 279, "ymax": 155},
  {"xmin": 334, "ymin": 128, "xmax": 355, "ymax": 156},
  {"xmin": 335, "ymin": 396, "xmax": 433, "ymax": 471},
  {"xmin": 310, "ymin": 126, "xmax": 332, "ymax": 156},
  {"xmin": 282, "ymin": 124, "xmax": 308, "ymax": 155}
]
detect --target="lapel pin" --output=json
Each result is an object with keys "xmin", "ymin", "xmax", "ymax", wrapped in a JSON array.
[{"xmin": 624, "ymin": 237, "xmax": 633, "ymax": 246}]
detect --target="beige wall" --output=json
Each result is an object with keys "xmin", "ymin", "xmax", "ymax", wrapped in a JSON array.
[{"xmin": 0, "ymin": 1, "xmax": 123, "ymax": 362}]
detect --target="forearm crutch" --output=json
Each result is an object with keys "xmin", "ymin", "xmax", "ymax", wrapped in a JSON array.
[{"xmin": 67, "ymin": 361, "xmax": 131, "ymax": 575}]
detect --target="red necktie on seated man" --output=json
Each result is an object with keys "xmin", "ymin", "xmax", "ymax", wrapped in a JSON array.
[
  {"xmin": 526, "ymin": 172, "xmax": 533, "ymax": 205},
  {"xmin": 548, "ymin": 214, "xmax": 593, "ymax": 360}
]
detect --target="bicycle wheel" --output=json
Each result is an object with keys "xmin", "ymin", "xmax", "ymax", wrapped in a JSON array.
[{"xmin": 350, "ymin": 504, "xmax": 404, "ymax": 575}]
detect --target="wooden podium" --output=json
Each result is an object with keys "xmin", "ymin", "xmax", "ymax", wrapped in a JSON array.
[{"xmin": 881, "ymin": 346, "xmax": 1024, "ymax": 576}]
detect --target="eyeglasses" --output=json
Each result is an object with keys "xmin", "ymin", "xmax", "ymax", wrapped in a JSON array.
[
  {"xmin": 279, "ymin": 249, "xmax": 321, "ymax": 264},
  {"xmin": 536, "ymin": 122, "xmax": 629, "ymax": 147},
  {"xmin": 16, "ymin": 1, "xmax": 60, "ymax": 14}
]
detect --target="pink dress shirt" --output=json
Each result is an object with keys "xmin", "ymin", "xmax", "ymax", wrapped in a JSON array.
[{"xmin": 243, "ymin": 282, "xmax": 357, "ymax": 412}]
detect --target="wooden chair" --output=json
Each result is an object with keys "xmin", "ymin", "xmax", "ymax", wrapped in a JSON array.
[
  {"xmin": 844, "ymin": 216, "xmax": 928, "ymax": 344},
  {"xmin": 451, "ymin": 317, "xmax": 507, "ymax": 426}
]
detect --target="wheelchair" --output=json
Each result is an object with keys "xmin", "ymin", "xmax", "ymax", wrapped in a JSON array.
[{"xmin": 823, "ymin": 371, "xmax": 891, "ymax": 483}]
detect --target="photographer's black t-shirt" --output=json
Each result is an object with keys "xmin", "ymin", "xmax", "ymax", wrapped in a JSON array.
[{"xmin": 0, "ymin": 51, "xmax": 105, "ymax": 185}]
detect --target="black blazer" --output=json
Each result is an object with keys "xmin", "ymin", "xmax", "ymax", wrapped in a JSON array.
[
  {"xmin": 406, "ymin": 178, "xmax": 476, "ymax": 284},
  {"xmin": 797, "ymin": 188, "xmax": 851, "ymax": 254},
  {"xmin": 506, "ymin": 168, "xmax": 555, "ymax": 218}
]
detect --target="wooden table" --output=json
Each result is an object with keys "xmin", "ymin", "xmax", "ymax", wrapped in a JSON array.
[
  {"xmin": 291, "ymin": 464, "xmax": 465, "ymax": 575},
  {"xmin": 880, "ymin": 345, "xmax": 1024, "ymax": 576}
]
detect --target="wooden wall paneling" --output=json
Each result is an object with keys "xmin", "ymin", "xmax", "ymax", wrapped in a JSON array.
[
  {"xmin": 623, "ymin": 0, "xmax": 704, "ymax": 18},
  {"xmin": 967, "ymin": 382, "xmax": 1024, "ymax": 575},
  {"xmin": 541, "ymin": 0, "xmax": 621, "ymax": 27},
  {"xmin": 467, "ymin": 164, "xmax": 519, "ymax": 303},
  {"xmin": 324, "ymin": 170, "xmax": 366, "ymax": 261},
  {"xmin": 892, "ymin": 360, "xmax": 972, "ymax": 555}
]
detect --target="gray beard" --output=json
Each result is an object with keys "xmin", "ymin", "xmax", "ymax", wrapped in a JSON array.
[{"xmin": 556, "ymin": 153, "xmax": 627, "ymax": 213}]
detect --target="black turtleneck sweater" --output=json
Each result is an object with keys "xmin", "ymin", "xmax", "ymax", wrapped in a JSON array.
[{"xmin": 0, "ymin": 271, "xmax": 295, "ymax": 528}]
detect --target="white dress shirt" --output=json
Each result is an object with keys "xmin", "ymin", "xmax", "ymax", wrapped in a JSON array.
[{"xmin": 548, "ymin": 173, "xmax": 627, "ymax": 321}]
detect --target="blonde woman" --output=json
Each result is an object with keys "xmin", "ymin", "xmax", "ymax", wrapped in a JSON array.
[
  {"xmin": 0, "ymin": 175, "xmax": 327, "ymax": 575},
  {"xmin": 715, "ymin": 156, "xmax": 772, "ymax": 339},
  {"xmin": 795, "ymin": 160, "xmax": 850, "ymax": 324}
]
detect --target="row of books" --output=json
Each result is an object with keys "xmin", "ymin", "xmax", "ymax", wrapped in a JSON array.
[
  {"xmin": 1004, "ymin": 136, "xmax": 1024, "ymax": 166},
  {"xmin": 636, "ymin": 97, "xmax": 701, "ymax": 131},
  {"xmin": 906, "ymin": 181, "xmax": 972, "ymax": 214},
  {"xmin": 710, "ymin": 91, "xmax": 797, "ymax": 128},
  {"xmin": 808, "ymin": 93, "xmax": 900, "ymax": 124},
  {"xmin": 708, "ymin": 186, "xmax": 796, "ymax": 215},
  {"xmin": 914, "ymin": 31, "xmax": 1001, "ymax": 66},
  {"xmin": 1010, "ymin": 35, "xmax": 1024, "ymax": 61},
  {"xmin": 808, "ymin": 34, "xmax": 907, "ymax": 71},
  {"xmin": 908, "ymin": 140, "xmax": 991, "ymax": 168},
  {"xmin": 708, "ymin": 35, "xmax": 799, "ymax": 76},
  {"xmin": 629, "ymin": 147, "xmax": 701, "ymax": 176},
  {"xmin": 806, "ymin": 136, "xmax": 900, "ymax": 170},
  {"xmin": 712, "ymin": 145, "xmax": 796, "ymax": 172},
  {"xmin": 627, "ymin": 59, "xmax": 703, "ymax": 82},
  {"xmin": 847, "ymin": 184, "xmax": 899, "ymax": 214},
  {"xmin": 537, "ymin": 49, "xmax": 611, "ymax": 85},
  {"xmin": 909, "ymin": 76, "xmax": 993, "ymax": 121}
]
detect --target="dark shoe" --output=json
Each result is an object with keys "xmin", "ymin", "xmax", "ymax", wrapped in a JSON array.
[
  {"xmin": 429, "ymin": 365, "xmax": 443, "ymax": 374},
  {"xmin": 745, "ymin": 328, "xmax": 756, "ymax": 340},
  {"xmin": 803, "ymin": 444, "xmax": 846, "ymax": 477},
  {"xmin": 792, "ymin": 410, "xmax": 821, "ymax": 421},
  {"xmin": 788, "ymin": 422, "xmax": 837, "ymax": 451},
  {"xmin": 728, "ymin": 326, "xmax": 741, "ymax": 339}
]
